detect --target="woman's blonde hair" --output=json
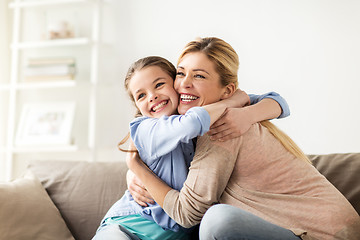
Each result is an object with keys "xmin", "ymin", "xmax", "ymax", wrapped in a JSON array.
[
  {"xmin": 179, "ymin": 37, "xmax": 311, "ymax": 164},
  {"xmin": 118, "ymin": 56, "xmax": 177, "ymax": 152},
  {"xmin": 178, "ymin": 37, "xmax": 239, "ymax": 89}
]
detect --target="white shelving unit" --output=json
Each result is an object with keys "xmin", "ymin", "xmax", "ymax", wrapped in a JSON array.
[{"xmin": 2, "ymin": 0, "xmax": 102, "ymax": 181}]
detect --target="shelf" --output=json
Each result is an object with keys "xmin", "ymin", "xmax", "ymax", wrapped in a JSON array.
[
  {"xmin": 0, "ymin": 147, "xmax": 6, "ymax": 153},
  {"xmin": 16, "ymin": 80, "xmax": 76, "ymax": 89},
  {"xmin": 9, "ymin": 0, "xmax": 89, "ymax": 8},
  {"xmin": 13, "ymin": 145, "xmax": 79, "ymax": 153},
  {"xmin": 0, "ymin": 84, "xmax": 11, "ymax": 91},
  {"xmin": 11, "ymin": 38, "xmax": 90, "ymax": 49}
]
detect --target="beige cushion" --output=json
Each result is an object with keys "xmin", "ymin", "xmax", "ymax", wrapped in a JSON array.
[
  {"xmin": 28, "ymin": 160, "xmax": 128, "ymax": 240},
  {"xmin": 309, "ymin": 153, "xmax": 360, "ymax": 215},
  {"xmin": 0, "ymin": 171, "xmax": 74, "ymax": 240}
]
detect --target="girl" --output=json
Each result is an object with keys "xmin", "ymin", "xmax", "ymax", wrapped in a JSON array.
[{"xmin": 93, "ymin": 56, "xmax": 290, "ymax": 240}]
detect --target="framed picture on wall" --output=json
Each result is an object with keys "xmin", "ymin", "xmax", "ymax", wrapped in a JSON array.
[{"xmin": 15, "ymin": 102, "xmax": 76, "ymax": 147}]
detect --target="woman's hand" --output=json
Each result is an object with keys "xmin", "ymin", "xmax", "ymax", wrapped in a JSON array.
[
  {"xmin": 208, "ymin": 107, "xmax": 254, "ymax": 141},
  {"xmin": 126, "ymin": 170, "xmax": 154, "ymax": 207},
  {"xmin": 126, "ymin": 140, "xmax": 154, "ymax": 206}
]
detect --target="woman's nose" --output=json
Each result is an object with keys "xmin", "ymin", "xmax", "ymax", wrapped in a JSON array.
[{"xmin": 178, "ymin": 75, "xmax": 192, "ymax": 89}]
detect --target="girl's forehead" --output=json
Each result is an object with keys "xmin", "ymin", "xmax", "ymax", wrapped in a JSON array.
[{"xmin": 129, "ymin": 66, "xmax": 170, "ymax": 92}]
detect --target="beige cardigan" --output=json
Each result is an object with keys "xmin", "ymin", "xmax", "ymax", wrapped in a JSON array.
[{"xmin": 163, "ymin": 123, "xmax": 360, "ymax": 240}]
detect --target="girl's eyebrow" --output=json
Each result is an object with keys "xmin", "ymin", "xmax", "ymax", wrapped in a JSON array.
[
  {"xmin": 134, "ymin": 77, "xmax": 166, "ymax": 94},
  {"xmin": 152, "ymin": 77, "xmax": 166, "ymax": 84}
]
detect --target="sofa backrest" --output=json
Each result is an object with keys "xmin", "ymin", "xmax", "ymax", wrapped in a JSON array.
[
  {"xmin": 28, "ymin": 153, "xmax": 360, "ymax": 240},
  {"xmin": 308, "ymin": 153, "xmax": 360, "ymax": 216}
]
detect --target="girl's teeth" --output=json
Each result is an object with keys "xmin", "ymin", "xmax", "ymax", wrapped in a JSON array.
[{"xmin": 152, "ymin": 101, "xmax": 167, "ymax": 112}]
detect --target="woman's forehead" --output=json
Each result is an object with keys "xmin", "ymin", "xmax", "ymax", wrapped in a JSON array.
[{"xmin": 178, "ymin": 52, "xmax": 215, "ymax": 71}]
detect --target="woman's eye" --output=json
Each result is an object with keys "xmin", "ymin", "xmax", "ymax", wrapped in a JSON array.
[
  {"xmin": 155, "ymin": 82, "xmax": 165, "ymax": 88},
  {"xmin": 194, "ymin": 74, "xmax": 205, "ymax": 79},
  {"xmin": 176, "ymin": 71, "xmax": 185, "ymax": 76},
  {"xmin": 137, "ymin": 93, "xmax": 145, "ymax": 100}
]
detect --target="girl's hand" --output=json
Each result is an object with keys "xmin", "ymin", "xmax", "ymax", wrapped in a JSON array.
[
  {"xmin": 208, "ymin": 107, "xmax": 253, "ymax": 141},
  {"xmin": 126, "ymin": 170, "xmax": 155, "ymax": 207},
  {"xmin": 225, "ymin": 89, "xmax": 250, "ymax": 108}
]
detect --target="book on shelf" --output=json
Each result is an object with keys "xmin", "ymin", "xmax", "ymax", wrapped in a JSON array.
[
  {"xmin": 25, "ymin": 64, "xmax": 75, "ymax": 76},
  {"xmin": 24, "ymin": 74, "xmax": 75, "ymax": 82},
  {"xmin": 23, "ymin": 57, "xmax": 76, "ymax": 82},
  {"xmin": 27, "ymin": 57, "xmax": 75, "ymax": 66}
]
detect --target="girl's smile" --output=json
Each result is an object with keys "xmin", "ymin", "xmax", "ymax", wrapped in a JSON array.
[{"xmin": 129, "ymin": 66, "xmax": 178, "ymax": 118}]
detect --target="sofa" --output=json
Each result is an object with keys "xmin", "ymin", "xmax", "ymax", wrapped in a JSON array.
[{"xmin": 1, "ymin": 153, "xmax": 359, "ymax": 240}]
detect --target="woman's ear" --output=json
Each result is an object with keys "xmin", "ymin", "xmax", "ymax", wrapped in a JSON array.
[{"xmin": 220, "ymin": 83, "xmax": 236, "ymax": 100}]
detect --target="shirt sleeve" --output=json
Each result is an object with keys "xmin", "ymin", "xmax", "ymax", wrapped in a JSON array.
[
  {"xmin": 163, "ymin": 134, "xmax": 239, "ymax": 228},
  {"xmin": 248, "ymin": 92, "xmax": 290, "ymax": 119},
  {"xmin": 130, "ymin": 107, "xmax": 210, "ymax": 162}
]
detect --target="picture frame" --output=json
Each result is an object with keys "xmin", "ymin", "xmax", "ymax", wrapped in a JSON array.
[{"xmin": 15, "ymin": 102, "xmax": 76, "ymax": 147}]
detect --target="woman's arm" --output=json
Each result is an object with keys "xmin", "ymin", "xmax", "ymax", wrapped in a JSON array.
[
  {"xmin": 127, "ymin": 134, "xmax": 238, "ymax": 227},
  {"xmin": 208, "ymin": 91, "xmax": 290, "ymax": 141},
  {"xmin": 126, "ymin": 150, "xmax": 172, "ymax": 207}
]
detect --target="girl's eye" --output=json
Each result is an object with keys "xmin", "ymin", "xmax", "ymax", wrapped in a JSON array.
[
  {"xmin": 194, "ymin": 74, "xmax": 205, "ymax": 79},
  {"xmin": 137, "ymin": 93, "xmax": 145, "ymax": 100},
  {"xmin": 155, "ymin": 82, "xmax": 165, "ymax": 88}
]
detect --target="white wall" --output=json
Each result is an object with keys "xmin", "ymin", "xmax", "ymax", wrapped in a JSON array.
[
  {"xmin": 102, "ymin": 0, "xmax": 360, "ymax": 155},
  {"xmin": 2, "ymin": 0, "xmax": 360, "ymax": 180}
]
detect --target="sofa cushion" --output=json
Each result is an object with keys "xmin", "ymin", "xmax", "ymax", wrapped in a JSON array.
[
  {"xmin": 309, "ymin": 153, "xmax": 360, "ymax": 215},
  {"xmin": 28, "ymin": 160, "xmax": 128, "ymax": 240},
  {"xmin": 0, "ymin": 171, "xmax": 74, "ymax": 240}
]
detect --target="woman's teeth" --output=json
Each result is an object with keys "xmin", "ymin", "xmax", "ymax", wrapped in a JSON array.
[
  {"xmin": 181, "ymin": 94, "xmax": 199, "ymax": 102},
  {"xmin": 152, "ymin": 101, "xmax": 168, "ymax": 112}
]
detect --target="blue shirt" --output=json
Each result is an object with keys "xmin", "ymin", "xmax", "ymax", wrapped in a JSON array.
[
  {"xmin": 103, "ymin": 107, "xmax": 210, "ymax": 232},
  {"xmin": 102, "ymin": 92, "xmax": 290, "ymax": 232}
]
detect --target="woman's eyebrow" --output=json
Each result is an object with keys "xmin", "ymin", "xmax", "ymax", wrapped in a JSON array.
[
  {"xmin": 193, "ymin": 68, "xmax": 210, "ymax": 75},
  {"xmin": 177, "ymin": 66, "xmax": 210, "ymax": 75}
]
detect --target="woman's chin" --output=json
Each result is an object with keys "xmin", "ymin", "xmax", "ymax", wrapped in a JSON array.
[{"xmin": 178, "ymin": 104, "xmax": 193, "ymax": 115}]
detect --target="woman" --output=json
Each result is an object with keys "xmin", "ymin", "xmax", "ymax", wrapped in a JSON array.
[{"xmin": 127, "ymin": 37, "xmax": 360, "ymax": 239}]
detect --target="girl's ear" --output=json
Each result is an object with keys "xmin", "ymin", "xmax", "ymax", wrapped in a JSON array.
[{"xmin": 220, "ymin": 83, "xmax": 236, "ymax": 100}]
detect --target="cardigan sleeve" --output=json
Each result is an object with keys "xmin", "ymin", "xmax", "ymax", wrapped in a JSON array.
[
  {"xmin": 163, "ymin": 134, "xmax": 241, "ymax": 228},
  {"xmin": 249, "ymin": 92, "xmax": 290, "ymax": 118}
]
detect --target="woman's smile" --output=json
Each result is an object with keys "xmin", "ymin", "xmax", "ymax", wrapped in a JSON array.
[{"xmin": 179, "ymin": 93, "xmax": 199, "ymax": 104}]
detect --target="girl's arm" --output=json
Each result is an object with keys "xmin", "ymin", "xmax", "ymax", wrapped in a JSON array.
[
  {"xmin": 132, "ymin": 90, "xmax": 246, "ymax": 161},
  {"xmin": 208, "ymin": 91, "xmax": 290, "ymax": 141}
]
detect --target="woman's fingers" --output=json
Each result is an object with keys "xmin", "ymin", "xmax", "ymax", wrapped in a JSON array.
[
  {"xmin": 209, "ymin": 128, "xmax": 236, "ymax": 141},
  {"xmin": 128, "ymin": 183, "xmax": 154, "ymax": 207},
  {"xmin": 127, "ymin": 169, "xmax": 154, "ymax": 206}
]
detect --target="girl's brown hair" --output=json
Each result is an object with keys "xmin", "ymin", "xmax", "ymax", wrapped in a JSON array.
[{"xmin": 118, "ymin": 56, "xmax": 176, "ymax": 152}]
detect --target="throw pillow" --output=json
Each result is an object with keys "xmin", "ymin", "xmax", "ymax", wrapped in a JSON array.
[{"xmin": 0, "ymin": 171, "xmax": 74, "ymax": 240}]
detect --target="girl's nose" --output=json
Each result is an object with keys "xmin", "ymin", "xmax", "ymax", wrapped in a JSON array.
[{"xmin": 149, "ymin": 94, "xmax": 158, "ymax": 102}]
